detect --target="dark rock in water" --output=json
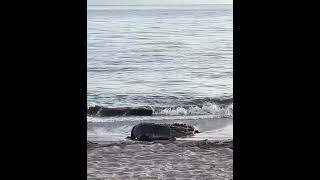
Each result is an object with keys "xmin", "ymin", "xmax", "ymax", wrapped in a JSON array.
[
  {"xmin": 128, "ymin": 123, "xmax": 200, "ymax": 141},
  {"xmin": 87, "ymin": 106, "xmax": 101, "ymax": 115},
  {"xmin": 87, "ymin": 106, "xmax": 153, "ymax": 117},
  {"xmin": 87, "ymin": 141, "xmax": 98, "ymax": 145}
]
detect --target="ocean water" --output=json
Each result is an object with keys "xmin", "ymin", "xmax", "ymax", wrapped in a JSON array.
[{"xmin": 87, "ymin": 4, "xmax": 233, "ymax": 141}]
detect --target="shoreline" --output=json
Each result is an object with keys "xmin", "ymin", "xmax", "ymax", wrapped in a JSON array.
[{"xmin": 87, "ymin": 139, "xmax": 233, "ymax": 149}]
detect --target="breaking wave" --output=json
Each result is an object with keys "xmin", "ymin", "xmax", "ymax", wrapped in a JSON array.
[{"xmin": 87, "ymin": 97, "xmax": 233, "ymax": 117}]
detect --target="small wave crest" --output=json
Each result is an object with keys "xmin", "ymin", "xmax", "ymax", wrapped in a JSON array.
[
  {"xmin": 154, "ymin": 103, "xmax": 233, "ymax": 117},
  {"xmin": 88, "ymin": 96, "xmax": 233, "ymax": 108}
]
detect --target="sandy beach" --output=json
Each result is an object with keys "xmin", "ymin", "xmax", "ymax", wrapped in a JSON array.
[{"xmin": 87, "ymin": 140, "xmax": 233, "ymax": 179}]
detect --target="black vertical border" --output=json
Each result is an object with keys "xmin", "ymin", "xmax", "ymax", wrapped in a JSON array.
[{"xmin": 1, "ymin": 0, "xmax": 87, "ymax": 178}]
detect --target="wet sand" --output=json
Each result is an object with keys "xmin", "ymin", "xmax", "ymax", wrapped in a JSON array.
[{"xmin": 88, "ymin": 140, "xmax": 233, "ymax": 179}]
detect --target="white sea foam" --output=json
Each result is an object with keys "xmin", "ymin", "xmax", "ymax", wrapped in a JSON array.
[{"xmin": 156, "ymin": 103, "xmax": 233, "ymax": 117}]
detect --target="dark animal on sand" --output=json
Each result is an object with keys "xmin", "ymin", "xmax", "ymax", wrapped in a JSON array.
[
  {"xmin": 87, "ymin": 106, "xmax": 153, "ymax": 117},
  {"xmin": 127, "ymin": 123, "xmax": 200, "ymax": 141}
]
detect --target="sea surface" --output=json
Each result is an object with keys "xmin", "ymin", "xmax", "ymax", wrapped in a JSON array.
[{"xmin": 87, "ymin": 4, "xmax": 233, "ymax": 141}]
